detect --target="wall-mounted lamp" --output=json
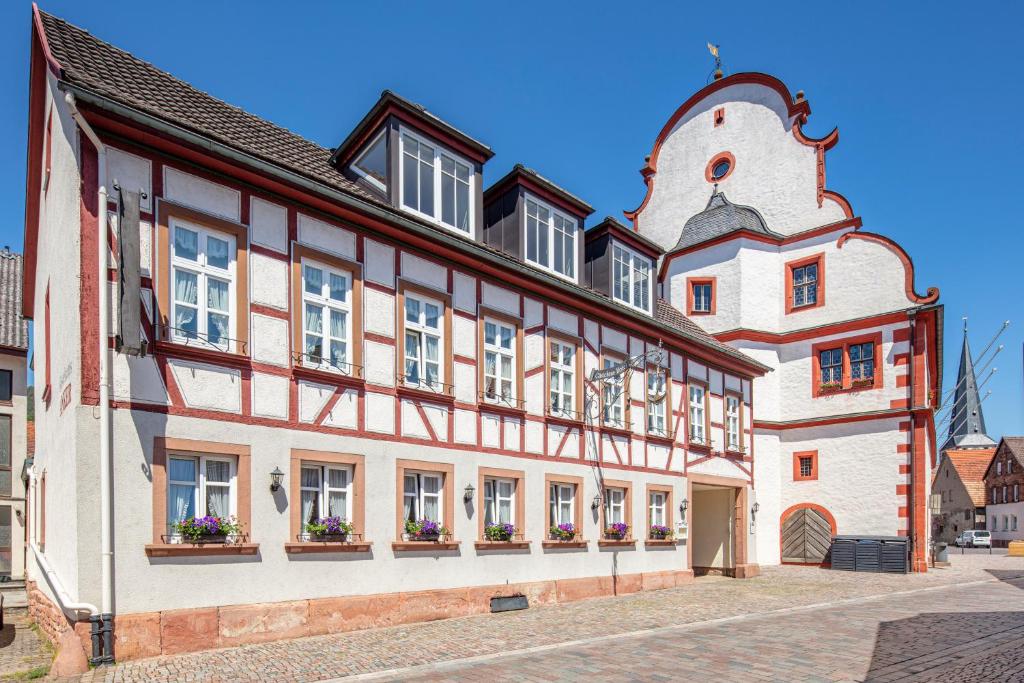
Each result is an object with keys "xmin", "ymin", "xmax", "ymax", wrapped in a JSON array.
[
  {"xmin": 750, "ymin": 501, "xmax": 760, "ymax": 522},
  {"xmin": 679, "ymin": 497, "xmax": 688, "ymax": 517},
  {"xmin": 464, "ymin": 483, "xmax": 476, "ymax": 502},
  {"xmin": 591, "ymin": 494, "xmax": 602, "ymax": 510},
  {"xmin": 269, "ymin": 466, "xmax": 284, "ymax": 492}
]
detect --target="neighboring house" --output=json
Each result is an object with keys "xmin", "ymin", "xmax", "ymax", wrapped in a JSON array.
[
  {"xmin": 932, "ymin": 450, "xmax": 993, "ymax": 543},
  {"xmin": 984, "ymin": 438, "xmax": 1024, "ymax": 547},
  {"xmin": 0, "ymin": 249, "xmax": 30, "ymax": 582},
  {"xmin": 18, "ymin": 8, "xmax": 941, "ymax": 666}
]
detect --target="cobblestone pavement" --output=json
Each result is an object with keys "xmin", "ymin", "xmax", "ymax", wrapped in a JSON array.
[
  {"xmin": 0, "ymin": 609, "xmax": 52, "ymax": 679},
  {"xmin": 65, "ymin": 554, "xmax": 1024, "ymax": 682}
]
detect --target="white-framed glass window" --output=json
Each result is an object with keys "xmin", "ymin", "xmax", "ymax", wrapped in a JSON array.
[
  {"xmin": 1015, "ymin": 484, "xmax": 1020, "ymax": 502},
  {"xmin": 549, "ymin": 340, "xmax": 576, "ymax": 416},
  {"xmin": 725, "ymin": 395, "xmax": 741, "ymax": 451},
  {"xmin": 850, "ymin": 342, "xmax": 874, "ymax": 381},
  {"xmin": 612, "ymin": 243, "xmax": 652, "ymax": 313},
  {"xmin": 403, "ymin": 471, "xmax": 443, "ymax": 523},
  {"xmin": 820, "ymin": 348, "xmax": 843, "ymax": 385},
  {"xmin": 169, "ymin": 220, "xmax": 236, "ymax": 350},
  {"xmin": 167, "ymin": 454, "xmax": 236, "ymax": 529},
  {"xmin": 997, "ymin": 461, "xmax": 1003, "ymax": 476},
  {"xmin": 1003, "ymin": 485, "xmax": 1008, "ymax": 503},
  {"xmin": 352, "ymin": 130, "xmax": 387, "ymax": 193},
  {"xmin": 299, "ymin": 464, "xmax": 352, "ymax": 527},
  {"xmin": 301, "ymin": 259, "xmax": 352, "ymax": 373},
  {"xmin": 404, "ymin": 292, "xmax": 444, "ymax": 389},
  {"xmin": 689, "ymin": 384, "xmax": 707, "ymax": 444},
  {"xmin": 1014, "ymin": 516, "xmax": 1019, "ymax": 532},
  {"xmin": 549, "ymin": 483, "xmax": 575, "ymax": 527},
  {"xmin": 483, "ymin": 478, "xmax": 515, "ymax": 527},
  {"xmin": 649, "ymin": 492, "xmax": 666, "ymax": 528},
  {"xmin": 399, "ymin": 129, "xmax": 472, "ymax": 234},
  {"xmin": 1003, "ymin": 515, "xmax": 1009, "ymax": 532},
  {"xmin": 647, "ymin": 369, "xmax": 667, "ymax": 435},
  {"xmin": 601, "ymin": 357, "xmax": 625, "ymax": 427},
  {"xmin": 483, "ymin": 319, "xmax": 515, "ymax": 403},
  {"xmin": 792, "ymin": 262, "xmax": 819, "ymax": 307},
  {"xmin": 692, "ymin": 282, "xmax": 712, "ymax": 313},
  {"xmin": 525, "ymin": 195, "xmax": 577, "ymax": 281},
  {"xmin": 604, "ymin": 487, "xmax": 625, "ymax": 525}
]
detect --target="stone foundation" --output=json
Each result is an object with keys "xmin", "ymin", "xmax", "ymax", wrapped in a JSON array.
[
  {"xmin": 97, "ymin": 569, "xmax": 695, "ymax": 661},
  {"xmin": 26, "ymin": 580, "xmax": 92, "ymax": 673}
]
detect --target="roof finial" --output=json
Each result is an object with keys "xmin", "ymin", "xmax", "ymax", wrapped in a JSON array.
[
  {"xmin": 963, "ymin": 316, "xmax": 968, "ymax": 333},
  {"xmin": 707, "ymin": 43, "xmax": 723, "ymax": 80}
]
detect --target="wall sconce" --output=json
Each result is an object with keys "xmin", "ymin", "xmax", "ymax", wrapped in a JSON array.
[
  {"xmin": 269, "ymin": 466, "xmax": 284, "ymax": 492},
  {"xmin": 679, "ymin": 497, "xmax": 688, "ymax": 517},
  {"xmin": 464, "ymin": 483, "xmax": 476, "ymax": 502},
  {"xmin": 591, "ymin": 494, "xmax": 602, "ymax": 510},
  {"xmin": 750, "ymin": 501, "xmax": 760, "ymax": 522}
]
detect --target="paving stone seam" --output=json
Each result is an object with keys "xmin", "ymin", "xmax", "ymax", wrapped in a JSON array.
[{"xmin": 334, "ymin": 575, "xmax": 1024, "ymax": 682}]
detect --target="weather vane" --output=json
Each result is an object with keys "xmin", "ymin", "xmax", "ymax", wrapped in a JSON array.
[{"xmin": 707, "ymin": 42, "xmax": 723, "ymax": 81}]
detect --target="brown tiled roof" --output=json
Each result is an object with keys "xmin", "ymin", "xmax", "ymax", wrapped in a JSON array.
[
  {"xmin": 946, "ymin": 449, "xmax": 998, "ymax": 507},
  {"xmin": 0, "ymin": 249, "xmax": 29, "ymax": 351},
  {"xmin": 36, "ymin": 10, "xmax": 765, "ymax": 374},
  {"xmin": 26, "ymin": 422, "xmax": 35, "ymax": 458}
]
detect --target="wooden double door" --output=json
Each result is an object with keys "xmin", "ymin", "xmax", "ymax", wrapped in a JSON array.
[{"xmin": 781, "ymin": 507, "xmax": 832, "ymax": 564}]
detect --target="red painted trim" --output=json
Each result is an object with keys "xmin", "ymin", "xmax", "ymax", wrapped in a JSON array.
[
  {"xmin": 715, "ymin": 310, "xmax": 907, "ymax": 344},
  {"xmin": 753, "ymin": 409, "xmax": 910, "ymax": 431},
  {"xmin": 79, "ymin": 138, "xmax": 100, "ymax": 406},
  {"xmin": 704, "ymin": 151, "xmax": 735, "ymax": 183},
  {"xmin": 785, "ymin": 252, "xmax": 825, "ymax": 315},
  {"xmin": 792, "ymin": 450, "xmax": 818, "ymax": 481},
  {"xmin": 625, "ymin": 72, "xmax": 810, "ymax": 228},
  {"xmin": 713, "ymin": 107, "xmax": 725, "ymax": 127},
  {"xmin": 32, "ymin": 5, "xmax": 64, "ymax": 77},
  {"xmin": 249, "ymin": 242, "xmax": 288, "ymax": 262},
  {"xmin": 779, "ymin": 503, "xmax": 836, "ymax": 567},
  {"xmin": 836, "ymin": 232, "xmax": 939, "ymax": 304},
  {"xmin": 686, "ymin": 276, "xmax": 716, "ymax": 316},
  {"xmin": 364, "ymin": 332, "xmax": 395, "ymax": 346},
  {"xmin": 250, "ymin": 303, "xmax": 288, "ymax": 320},
  {"xmin": 314, "ymin": 386, "xmax": 345, "ymax": 426},
  {"xmin": 810, "ymin": 331, "xmax": 883, "ymax": 398}
]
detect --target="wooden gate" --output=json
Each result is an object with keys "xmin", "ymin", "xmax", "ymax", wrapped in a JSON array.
[{"xmin": 781, "ymin": 507, "xmax": 832, "ymax": 564}]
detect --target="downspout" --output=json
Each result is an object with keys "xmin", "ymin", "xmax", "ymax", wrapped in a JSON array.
[
  {"xmin": 65, "ymin": 92, "xmax": 114, "ymax": 662},
  {"xmin": 907, "ymin": 310, "xmax": 918, "ymax": 569}
]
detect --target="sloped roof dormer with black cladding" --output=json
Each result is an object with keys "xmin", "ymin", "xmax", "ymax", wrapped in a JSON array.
[
  {"xmin": 28, "ymin": 8, "xmax": 769, "ymax": 375},
  {"xmin": 583, "ymin": 217, "xmax": 662, "ymax": 315},
  {"xmin": 673, "ymin": 191, "xmax": 782, "ymax": 252}
]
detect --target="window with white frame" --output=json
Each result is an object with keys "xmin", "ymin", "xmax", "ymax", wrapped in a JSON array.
[
  {"xmin": 167, "ymin": 454, "xmax": 236, "ymax": 529},
  {"xmin": 400, "ymin": 130, "xmax": 472, "ymax": 233},
  {"xmin": 604, "ymin": 487, "xmax": 625, "ymax": 525},
  {"xmin": 792, "ymin": 261, "xmax": 819, "ymax": 308},
  {"xmin": 691, "ymin": 281, "xmax": 712, "ymax": 313},
  {"xmin": 612, "ymin": 243, "xmax": 651, "ymax": 312},
  {"xmin": 549, "ymin": 340, "xmax": 576, "ymax": 416},
  {"xmin": 302, "ymin": 260, "xmax": 352, "ymax": 372},
  {"xmin": 483, "ymin": 478, "xmax": 515, "ymax": 527},
  {"xmin": 1003, "ymin": 485, "xmax": 1008, "ymax": 503},
  {"xmin": 819, "ymin": 348, "xmax": 843, "ymax": 385},
  {"xmin": 525, "ymin": 196, "xmax": 576, "ymax": 280},
  {"xmin": 403, "ymin": 471, "xmax": 443, "ymax": 523},
  {"xmin": 404, "ymin": 292, "xmax": 444, "ymax": 388},
  {"xmin": 299, "ymin": 464, "xmax": 352, "ymax": 532},
  {"xmin": 1004, "ymin": 515, "xmax": 1009, "ymax": 532},
  {"xmin": 1014, "ymin": 515, "xmax": 1019, "ymax": 532},
  {"xmin": 997, "ymin": 461, "xmax": 1003, "ymax": 475},
  {"xmin": 170, "ymin": 220, "xmax": 236, "ymax": 350},
  {"xmin": 850, "ymin": 342, "xmax": 874, "ymax": 382},
  {"xmin": 649, "ymin": 491, "xmax": 667, "ymax": 528},
  {"xmin": 1015, "ymin": 484, "xmax": 1020, "ymax": 502},
  {"xmin": 647, "ymin": 369, "xmax": 667, "ymax": 436},
  {"xmin": 483, "ymin": 319, "xmax": 515, "ymax": 403},
  {"xmin": 725, "ymin": 395, "xmax": 741, "ymax": 451},
  {"xmin": 602, "ymin": 357, "xmax": 625, "ymax": 427},
  {"xmin": 689, "ymin": 384, "xmax": 707, "ymax": 444},
  {"xmin": 352, "ymin": 131, "xmax": 387, "ymax": 193},
  {"xmin": 549, "ymin": 483, "xmax": 575, "ymax": 527}
]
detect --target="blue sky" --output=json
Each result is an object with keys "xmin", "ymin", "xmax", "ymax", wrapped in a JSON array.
[{"xmin": 1, "ymin": 2, "xmax": 1020, "ymax": 438}]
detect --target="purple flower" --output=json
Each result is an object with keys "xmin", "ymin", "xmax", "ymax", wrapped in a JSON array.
[
  {"xmin": 605, "ymin": 522, "xmax": 629, "ymax": 540},
  {"xmin": 650, "ymin": 524, "xmax": 672, "ymax": 539},
  {"xmin": 484, "ymin": 523, "xmax": 516, "ymax": 541},
  {"xmin": 549, "ymin": 522, "xmax": 576, "ymax": 540}
]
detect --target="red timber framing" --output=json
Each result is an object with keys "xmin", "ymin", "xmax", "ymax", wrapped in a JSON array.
[{"xmin": 60, "ymin": 111, "xmax": 764, "ymax": 482}]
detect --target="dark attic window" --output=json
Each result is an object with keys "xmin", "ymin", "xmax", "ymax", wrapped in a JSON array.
[{"xmin": 352, "ymin": 132, "xmax": 387, "ymax": 192}]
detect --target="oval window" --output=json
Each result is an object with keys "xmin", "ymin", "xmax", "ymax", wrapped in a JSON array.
[{"xmin": 711, "ymin": 159, "xmax": 731, "ymax": 180}]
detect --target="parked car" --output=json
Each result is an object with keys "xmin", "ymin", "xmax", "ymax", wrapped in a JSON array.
[{"xmin": 954, "ymin": 530, "xmax": 991, "ymax": 548}]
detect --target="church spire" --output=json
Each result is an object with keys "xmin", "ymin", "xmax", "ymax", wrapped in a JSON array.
[{"xmin": 941, "ymin": 326, "xmax": 996, "ymax": 451}]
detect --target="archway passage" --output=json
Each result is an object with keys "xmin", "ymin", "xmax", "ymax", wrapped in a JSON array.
[{"xmin": 781, "ymin": 506, "xmax": 833, "ymax": 564}]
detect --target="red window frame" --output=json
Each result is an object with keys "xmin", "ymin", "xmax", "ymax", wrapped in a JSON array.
[
  {"xmin": 785, "ymin": 253, "xmax": 825, "ymax": 314},
  {"xmin": 793, "ymin": 451, "xmax": 818, "ymax": 481},
  {"xmin": 810, "ymin": 331, "xmax": 883, "ymax": 398},
  {"xmin": 686, "ymin": 277, "xmax": 716, "ymax": 316}
]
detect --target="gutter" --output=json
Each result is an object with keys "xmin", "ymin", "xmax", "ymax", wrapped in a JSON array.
[{"xmin": 57, "ymin": 82, "xmax": 770, "ymax": 377}]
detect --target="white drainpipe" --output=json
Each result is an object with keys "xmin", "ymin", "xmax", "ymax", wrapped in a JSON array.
[{"xmin": 64, "ymin": 92, "xmax": 113, "ymax": 620}]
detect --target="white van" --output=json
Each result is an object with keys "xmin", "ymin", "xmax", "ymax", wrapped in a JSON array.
[{"xmin": 954, "ymin": 530, "xmax": 991, "ymax": 548}]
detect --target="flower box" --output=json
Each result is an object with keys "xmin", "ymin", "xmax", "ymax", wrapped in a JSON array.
[
  {"xmin": 851, "ymin": 378, "xmax": 874, "ymax": 389},
  {"xmin": 404, "ymin": 518, "xmax": 449, "ymax": 542},
  {"xmin": 818, "ymin": 383, "xmax": 842, "ymax": 394},
  {"xmin": 170, "ymin": 516, "xmax": 243, "ymax": 544},
  {"xmin": 549, "ymin": 522, "xmax": 576, "ymax": 541},
  {"xmin": 649, "ymin": 525, "xmax": 673, "ymax": 540},
  {"xmin": 484, "ymin": 523, "xmax": 517, "ymax": 542},
  {"xmin": 304, "ymin": 516, "xmax": 354, "ymax": 543},
  {"xmin": 604, "ymin": 522, "xmax": 630, "ymax": 541}
]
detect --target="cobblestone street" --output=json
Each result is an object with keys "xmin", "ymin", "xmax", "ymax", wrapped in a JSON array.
[{"xmin": 44, "ymin": 553, "xmax": 1024, "ymax": 682}]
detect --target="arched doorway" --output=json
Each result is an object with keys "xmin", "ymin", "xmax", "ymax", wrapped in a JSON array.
[{"xmin": 780, "ymin": 503, "xmax": 836, "ymax": 565}]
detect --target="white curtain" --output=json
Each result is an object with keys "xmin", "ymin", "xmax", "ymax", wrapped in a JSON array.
[
  {"xmin": 301, "ymin": 467, "xmax": 320, "ymax": 523},
  {"xmin": 207, "ymin": 279, "xmax": 228, "ymax": 312},
  {"xmin": 329, "ymin": 273, "xmax": 346, "ymax": 302},
  {"xmin": 304, "ymin": 265, "xmax": 322, "ymax": 295},
  {"xmin": 206, "ymin": 235, "xmax": 229, "ymax": 269},
  {"xmin": 174, "ymin": 227, "xmax": 198, "ymax": 261},
  {"xmin": 168, "ymin": 458, "xmax": 196, "ymax": 524},
  {"xmin": 403, "ymin": 474, "xmax": 417, "ymax": 521}
]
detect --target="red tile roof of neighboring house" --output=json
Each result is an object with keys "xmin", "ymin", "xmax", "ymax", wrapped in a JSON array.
[
  {"xmin": 26, "ymin": 421, "xmax": 34, "ymax": 458},
  {"xmin": 946, "ymin": 449, "xmax": 998, "ymax": 507}
]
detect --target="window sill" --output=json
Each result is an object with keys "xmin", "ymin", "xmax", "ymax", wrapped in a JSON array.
[
  {"xmin": 395, "ymin": 384, "xmax": 456, "ymax": 405},
  {"xmin": 599, "ymin": 424, "xmax": 633, "ymax": 438},
  {"xmin": 292, "ymin": 364, "xmax": 365, "ymax": 389},
  {"xmin": 598, "ymin": 539, "xmax": 636, "ymax": 548},
  {"xmin": 541, "ymin": 540, "xmax": 588, "ymax": 549},
  {"xmin": 284, "ymin": 541, "xmax": 372, "ymax": 554},
  {"xmin": 545, "ymin": 412, "xmax": 585, "ymax": 428},
  {"xmin": 724, "ymin": 449, "xmax": 748, "ymax": 458},
  {"xmin": 644, "ymin": 539, "xmax": 678, "ymax": 547},
  {"xmin": 392, "ymin": 541, "xmax": 460, "ymax": 552},
  {"xmin": 786, "ymin": 302, "xmax": 823, "ymax": 315},
  {"xmin": 688, "ymin": 441, "xmax": 711, "ymax": 453},
  {"xmin": 474, "ymin": 540, "xmax": 531, "ymax": 550},
  {"xmin": 477, "ymin": 402, "xmax": 527, "ymax": 419},
  {"xmin": 645, "ymin": 432, "xmax": 674, "ymax": 446},
  {"xmin": 814, "ymin": 382, "xmax": 880, "ymax": 398},
  {"xmin": 144, "ymin": 543, "xmax": 259, "ymax": 557},
  {"xmin": 152, "ymin": 340, "xmax": 251, "ymax": 368}
]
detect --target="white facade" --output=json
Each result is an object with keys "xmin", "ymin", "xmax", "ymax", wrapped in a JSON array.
[{"xmin": 987, "ymin": 502, "xmax": 1024, "ymax": 546}]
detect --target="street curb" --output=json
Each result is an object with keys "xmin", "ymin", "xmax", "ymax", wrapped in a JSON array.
[{"xmin": 335, "ymin": 573, "xmax": 1024, "ymax": 681}]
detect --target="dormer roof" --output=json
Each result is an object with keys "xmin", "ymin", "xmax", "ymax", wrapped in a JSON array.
[
  {"xmin": 484, "ymin": 164, "xmax": 594, "ymax": 219},
  {"xmin": 331, "ymin": 90, "xmax": 494, "ymax": 168},
  {"xmin": 586, "ymin": 217, "xmax": 662, "ymax": 259},
  {"xmin": 673, "ymin": 191, "xmax": 781, "ymax": 252}
]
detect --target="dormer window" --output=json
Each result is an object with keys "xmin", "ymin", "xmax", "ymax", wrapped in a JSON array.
[
  {"xmin": 400, "ymin": 129, "xmax": 473, "ymax": 235},
  {"xmin": 525, "ymin": 195, "xmax": 577, "ymax": 281},
  {"xmin": 612, "ymin": 243, "xmax": 651, "ymax": 313},
  {"xmin": 352, "ymin": 131, "xmax": 387, "ymax": 193}
]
